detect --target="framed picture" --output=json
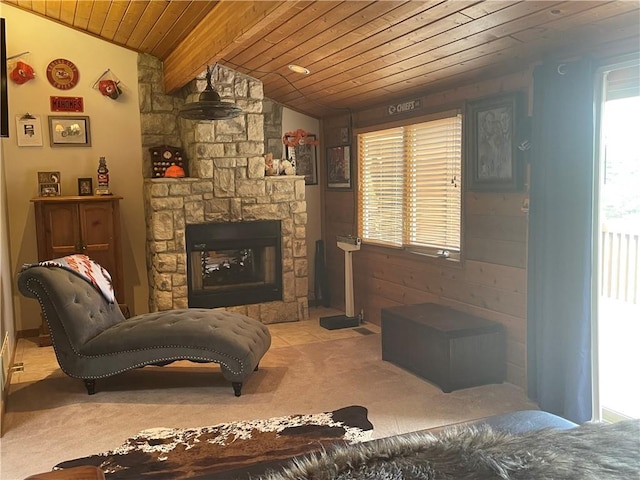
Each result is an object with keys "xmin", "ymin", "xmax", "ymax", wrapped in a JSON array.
[
  {"xmin": 285, "ymin": 134, "xmax": 318, "ymax": 185},
  {"xmin": 340, "ymin": 127, "xmax": 350, "ymax": 144},
  {"xmin": 16, "ymin": 114, "xmax": 43, "ymax": 147},
  {"xmin": 39, "ymin": 183, "xmax": 61, "ymax": 197},
  {"xmin": 38, "ymin": 171, "xmax": 60, "ymax": 184},
  {"xmin": 465, "ymin": 92, "xmax": 523, "ymax": 191},
  {"xmin": 326, "ymin": 145, "xmax": 351, "ymax": 189},
  {"xmin": 77, "ymin": 177, "xmax": 93, "ymax": 196},
  {"xmin": 38, "ymin": 171, "xmax": 61, "ymax": 197},
  {"xmin": 48, "ymin": 115, "xmax": 91, "ymax": 147}
]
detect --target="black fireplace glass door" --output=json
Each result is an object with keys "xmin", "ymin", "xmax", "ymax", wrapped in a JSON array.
[{"xmin": 186, "ymin": 221, "xmax": 282, "ymax": 308}]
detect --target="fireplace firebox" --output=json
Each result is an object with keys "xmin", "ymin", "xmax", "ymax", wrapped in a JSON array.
[{"xmin": 186, "ymin": 220, "xmax": 282, "ymax": 308}]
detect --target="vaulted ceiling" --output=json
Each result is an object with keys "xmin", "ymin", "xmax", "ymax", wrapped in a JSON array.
[{"xmin": 3, "ymin": 1, "xmax": 639, "ymax": 118}]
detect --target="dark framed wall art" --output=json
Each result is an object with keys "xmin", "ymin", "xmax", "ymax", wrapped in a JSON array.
[
  {"xmin": 465, "ymin": 92, "xmax": 523, "ymax": 191},
  {"xmin": 285, "ymin": 134, "xmax": 318, "ymax": 185},
  {"xmin": 326, "ymin": 145, "xmax": 351, "ymax": 189}
]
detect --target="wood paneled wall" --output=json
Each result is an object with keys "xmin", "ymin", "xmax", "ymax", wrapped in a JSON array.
[{"xmin": 320, "ymin": 71, "xmax": 531, "ymax": 389}]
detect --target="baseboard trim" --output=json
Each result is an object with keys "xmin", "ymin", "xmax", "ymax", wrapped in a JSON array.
[
  {"xmin": 17, "ymin": 328, "xmax": 39, "ymax": 339},
  {"xmin": 308, "ymin": 298, "xmax": 332, "ymax": 309},
  {"xmin": 0, "ymin": 332, "xmax": 17, "ymax": 437}
]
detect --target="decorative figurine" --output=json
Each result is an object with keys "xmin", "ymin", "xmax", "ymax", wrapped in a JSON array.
[
  {"xmin": 265, "ymin": 153, "xmax": 279, "ymax": 176},
  {"xmin": 95, "ymin": 157, "xmax": 111, "ymax": 195},
  {"xmin": 281, "ymin": 159, "xmax": 295, "ymax": 175}
]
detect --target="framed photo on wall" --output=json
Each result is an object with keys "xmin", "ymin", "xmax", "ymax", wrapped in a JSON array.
[
  {"xmin": 16, "ymin": 114, "xmax": 43, "ymax": 147},
  {"xmin": 465, "ymin": 92, "xmax": 523, "ymax": 191},
  {"xmin": 326, "ymin": 145, "xmax": 351, "ymax": 190},
  {"xmin": 48, "ymin": 115, "xmax": 91, "ymax": 147}
]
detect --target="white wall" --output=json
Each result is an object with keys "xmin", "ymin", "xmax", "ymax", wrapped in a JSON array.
[
  {"xmin": 1, "ymin": 127, "xmax": 16, "ymax": 430},
  {"xmin": 282, "ymin": 109, "xmax": 321, "ymax": 301},
  {"xmin": 2, "ymin": 4, "xmax": 148, "ymax": 330}
]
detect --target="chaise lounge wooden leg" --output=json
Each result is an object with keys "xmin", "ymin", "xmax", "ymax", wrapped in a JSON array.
[
  {"xmin": 84, "ymin": 379, "xmax": 96, "ymax": 395},
  {"xmin": 232, "ymin": 382, "xmax": 243, "ymax": 397}
]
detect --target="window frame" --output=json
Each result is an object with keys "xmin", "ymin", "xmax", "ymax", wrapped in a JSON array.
[{"xmin": 355, "ymin": 109, "xmax": 464, "ymax": 263}]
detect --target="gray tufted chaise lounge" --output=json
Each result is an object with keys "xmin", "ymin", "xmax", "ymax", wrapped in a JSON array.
[{"xmin": 17, "ymin": 266, "xmax": 271, "ymax": 396}]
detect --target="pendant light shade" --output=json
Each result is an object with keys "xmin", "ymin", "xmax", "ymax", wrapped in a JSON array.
[{"xmin": 179, "ymin": 65, "xmax": 242, "ymax": 121}]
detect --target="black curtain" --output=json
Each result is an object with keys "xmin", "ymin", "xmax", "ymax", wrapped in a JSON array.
[{"xmin": 527, "ymin": 59, "xmax": 595, "ymax": 423}]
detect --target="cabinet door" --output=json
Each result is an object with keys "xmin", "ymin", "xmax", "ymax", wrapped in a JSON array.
[
  {"xmin": 78, "ymin": 202, "xmax": 124, "ymax": 298},
  {"xmin": 78, "ymin": 202, "xmax": 119, "ymax": 286},
  {"xmin": 41, "ymin": 203, "xmax": 81, "ymax": 259}
]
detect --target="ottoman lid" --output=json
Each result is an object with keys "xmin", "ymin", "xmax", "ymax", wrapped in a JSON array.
[{"xmin": 383, "ymin": 303, "xmax": 503, "ymax": 336}]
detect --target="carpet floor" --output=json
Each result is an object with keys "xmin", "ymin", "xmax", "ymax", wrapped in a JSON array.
[{"xmin": 1, "ymin": 314, "xmax": 537, "ymax": 480}]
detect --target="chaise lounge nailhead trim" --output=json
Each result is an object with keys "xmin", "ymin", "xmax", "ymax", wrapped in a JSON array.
[{"xmin": 18, "ymin": 267, "xmax": 271, "ymax": 396}]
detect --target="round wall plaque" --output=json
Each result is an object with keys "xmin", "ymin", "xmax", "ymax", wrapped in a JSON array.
[{"xmin": 46, "ymin": 58, "xmax": 80, "ymax": 90}]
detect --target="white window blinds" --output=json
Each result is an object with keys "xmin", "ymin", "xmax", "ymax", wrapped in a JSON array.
[
  {"xmin": 358, "ymin": 113, "xmax": 462, "ymax": 258},
  {"xmin": 358, "ymin": 127, "xmax": 404, "ymax": 246}
]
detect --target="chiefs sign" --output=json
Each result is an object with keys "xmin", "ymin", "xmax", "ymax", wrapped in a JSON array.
[{"xmin": 387, "ymin": 98, "xmax": 422, "ymax": 116}]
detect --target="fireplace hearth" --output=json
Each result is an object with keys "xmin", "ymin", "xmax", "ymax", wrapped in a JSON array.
[{"xmin": 186, "ymin": 221, "xmax": 282, "ymax": 308}]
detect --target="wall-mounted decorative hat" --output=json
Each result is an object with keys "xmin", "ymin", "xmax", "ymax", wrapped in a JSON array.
[
  {"xmin": 8, "ymin": 51, "xmax": 35, "ymax": 85},
  {"xmin": 92, "ymin": 68, "xmax": 123, "ymax": 100}
]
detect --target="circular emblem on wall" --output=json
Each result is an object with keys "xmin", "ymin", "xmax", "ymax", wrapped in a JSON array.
[{"xmin": 46, "ymin": 58, "xmax": 80, "ymax": 90}]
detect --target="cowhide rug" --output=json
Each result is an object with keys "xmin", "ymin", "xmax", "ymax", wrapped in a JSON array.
[
  {"xmin": 263, "ymin": 418, "xmax": 639, "ymax": 480},
  {"xmin": 55, "ymin": 405, "xmax": 373, "ymax": 479}
]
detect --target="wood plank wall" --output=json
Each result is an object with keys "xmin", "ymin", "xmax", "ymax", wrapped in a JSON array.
[{"xmin": 320, "ymin": 70, "xmax": 532, "ymax": 389}]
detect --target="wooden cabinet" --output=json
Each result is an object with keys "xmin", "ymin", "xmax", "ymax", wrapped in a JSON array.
[{"xmin": 32, "ymin": 195, "xmax": 125, "ymax": 303}]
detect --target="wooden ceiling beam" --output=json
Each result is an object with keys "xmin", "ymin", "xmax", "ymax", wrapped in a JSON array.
[{"xmin": 163, "ymin": 1, "xmax": 303, "ymax": 94}]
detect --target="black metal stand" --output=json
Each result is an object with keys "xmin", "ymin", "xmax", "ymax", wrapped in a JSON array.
[
  {"xmin": 314, "ymin": 240, "xmax": 331, "ymax": 307},
  {"xmin": 320, "ymin": 314, "xmax": 360, "ymax": 330}
]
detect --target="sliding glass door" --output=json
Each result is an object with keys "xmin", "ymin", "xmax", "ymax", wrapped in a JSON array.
[{"xmin": 594, "ymin": 60, "xmax": 640, "ymax": 422}]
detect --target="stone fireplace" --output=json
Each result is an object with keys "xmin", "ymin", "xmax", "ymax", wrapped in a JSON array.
[{"xmin": 139, "ymin": 57, "xmax": 308, "ymax": 324}]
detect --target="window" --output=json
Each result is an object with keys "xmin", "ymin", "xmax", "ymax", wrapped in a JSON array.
[{"xmin": 357, "ymin": 111, "xmax": 462, "ymax": 260}]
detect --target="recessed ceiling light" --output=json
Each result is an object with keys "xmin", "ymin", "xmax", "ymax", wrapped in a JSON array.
[{"xmin": 288, "ymin": 64, "xmax": 310, "ymax": 75}]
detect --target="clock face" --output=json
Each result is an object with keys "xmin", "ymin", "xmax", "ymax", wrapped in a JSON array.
[{"xmin": 163, "ymin": 150, "xmax": 173, "ymax": 159}]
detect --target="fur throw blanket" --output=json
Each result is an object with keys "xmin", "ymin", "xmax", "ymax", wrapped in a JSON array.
[{"xmin": 262, "ymin": 419, "xmax": 639, "ymax": 480}]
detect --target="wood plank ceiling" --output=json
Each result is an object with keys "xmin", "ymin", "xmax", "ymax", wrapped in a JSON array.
[{"xmin": 3, "ymin": 1, "xmax": 639, "ymax": 118}]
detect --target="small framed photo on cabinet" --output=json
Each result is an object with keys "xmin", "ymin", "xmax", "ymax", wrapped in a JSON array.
[
  {"xmin": 38, "ymin": 183, "xmax": 61, "ymax": 197},
  {"xmin": 77, "ymin": 177, "xmax": 93, "ymax": 196},
  {"xmin": 37, "ymin": 171, "xmax": 61, "ymax": 197}
]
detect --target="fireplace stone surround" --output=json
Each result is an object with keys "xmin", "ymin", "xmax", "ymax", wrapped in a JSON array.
[{"xmin": 139, "ymin": 57, "xmax": 308, "ymax": 324}]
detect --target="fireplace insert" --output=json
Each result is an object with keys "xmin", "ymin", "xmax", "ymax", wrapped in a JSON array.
[{"xmin": 186, "ymin": 220, "xmax": 282, "ymax": 308}]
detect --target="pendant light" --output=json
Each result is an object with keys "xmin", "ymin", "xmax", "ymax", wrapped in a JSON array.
[{"xmin": 178, "ymin": 65, "xmax": 242, "ymax": 121}]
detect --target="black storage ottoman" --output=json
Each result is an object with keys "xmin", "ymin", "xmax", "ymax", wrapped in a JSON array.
[{"xmin": 381, "ymin": 303, "xmax": 505, "ymax": 392}]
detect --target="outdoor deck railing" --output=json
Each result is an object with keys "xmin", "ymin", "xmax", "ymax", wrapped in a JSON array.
[{"xmin": 601, "ymin": 228, "xmax": 639, "ymax": 304}]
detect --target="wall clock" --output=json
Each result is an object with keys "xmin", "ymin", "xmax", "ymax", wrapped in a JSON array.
[{"xmin": 46, "ymin": 58, "xmax": 79, "ymax": 90}]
